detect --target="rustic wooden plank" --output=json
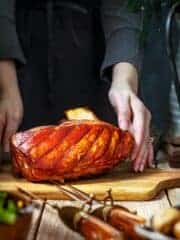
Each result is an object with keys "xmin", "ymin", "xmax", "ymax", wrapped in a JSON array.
[
  {"xmin": 167, "ymin": 188, "xmax": 180, "ymax": 206},
  {"xmin": 1, "ymin": 163, "xmax": 180, "ymax": 201},
  {"xmin": 36, "ymin": 201, "xmax": 83, "ymax": 240},
  {"xmin": 27, "ymin": 201, "xmax": 45, "ymax": 240},
  {"xmin": 157, "ymin": 151, "xmax": 180, "ymax": 206},
  {"xmin": 36, "ymin": 192, "xmax": 170, "ymax": 240},
  {"xmin": 114, "ymin": 192, "xmax": 170, "ymax": 225}
]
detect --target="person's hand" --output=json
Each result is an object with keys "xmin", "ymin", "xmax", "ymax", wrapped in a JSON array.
[
  {"xmin": 0, "ymin": 60, "xmax": 23, "ymax": 152},
  {"xmin": 109, "ymin": 63, "xmax": 154, "ymax": 172}
]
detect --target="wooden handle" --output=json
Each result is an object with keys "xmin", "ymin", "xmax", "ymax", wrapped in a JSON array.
[
  {"xmin": 77, "ymin": 211, "xmax": 124, "ymax": 240},
  {"xmin": 107, "ymin": 207, "xmax": 145, "ymax": 240}
]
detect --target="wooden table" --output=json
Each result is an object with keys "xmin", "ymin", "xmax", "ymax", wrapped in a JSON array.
[
  {"xmin": 25, "ymin": 188, "xmax": 179, "ymax": 240},
  {"xmin": 24, "ymin": 156, "xmax": 180, "ymax": 240}
]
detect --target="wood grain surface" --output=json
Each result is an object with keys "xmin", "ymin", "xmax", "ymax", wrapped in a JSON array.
[
  {"xmin": 0, "ymin": 155, "xmax": 179, "ymax": 240},
  {"xmin": 0, "ymin": 162, "xmax": 180, "ymax": 201}
]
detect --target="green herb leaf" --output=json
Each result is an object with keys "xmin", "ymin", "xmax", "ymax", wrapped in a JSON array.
[
  {"xmin": 0, "ymin": 208, "xmax": 17, "ymax": 225},
  {"xmin": 7, "ymin": 200, "xmax": 17, "ymax": 213}
]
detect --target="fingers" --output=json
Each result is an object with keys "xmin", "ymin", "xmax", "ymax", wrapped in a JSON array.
[
  {"xmin": 133, "ymin": 136, "xmax": 150, "ymax": 172},
  {"xmin": 109, "ymin": 88, "xmax": 152, "ymax": 172},
  {"xmin": 131, "ymin": 97, "xmax": 150, "ymax": 158},
  {"xmin": 117, "ymin": 96, "xmax": 131, "ymax": 131},
  {"xmin": 109, "ymin": 90, "xmax": 131, "ymax": 130},
  {"xmin": 134, "ymin": 142, "xmax": 153, "ymax": 172},
  {"xmin": 3, "ymin": 113, "xmax": 21, "ymax": 152},
  {"xmin": 130, "ymin": 95, "xmax": 152, "ymax": 172},
  {"xmin": 139, "ymin": 143, "xmax": 154, "ymax": 172},
  {"xmin": 139, "ymin": 146, "xmax": 149, "ymax": 172}
]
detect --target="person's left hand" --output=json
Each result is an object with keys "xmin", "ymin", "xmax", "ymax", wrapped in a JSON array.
[
  {"xmin": 0, "ymin": 60, "xmax": 24, "ymax": 153},
  {"xmin": 109, "ymin": 63, "xmax": 154, "ymax": 172}
]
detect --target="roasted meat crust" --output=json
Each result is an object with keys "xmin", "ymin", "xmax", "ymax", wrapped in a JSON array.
[{"xmin": 11, "ymin": 120, "xmax": 134, "ymax": 182}]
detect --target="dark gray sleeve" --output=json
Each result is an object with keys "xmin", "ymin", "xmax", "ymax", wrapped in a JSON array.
[
  {"xmin": 101, "ymin": 0, "xmax": 143, "ymax": 82},
  {"xmin": 0, "ymin": 0, "xmax": 26, "ymax": 65}
]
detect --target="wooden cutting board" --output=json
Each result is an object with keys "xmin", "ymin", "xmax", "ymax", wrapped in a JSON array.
[{"xmin": 0, "ymin": 163, "xmax": 180, "ymax": 201}]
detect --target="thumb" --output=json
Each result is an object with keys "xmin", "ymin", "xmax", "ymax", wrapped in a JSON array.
[{"xmin": 115, "ymin": 93, "xmax": 132, "ymax": 131}]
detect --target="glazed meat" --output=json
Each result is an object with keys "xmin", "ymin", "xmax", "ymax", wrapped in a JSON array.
[{"xmin": 11, "ymin": 119, "xmax": 134, "ymax": 182}]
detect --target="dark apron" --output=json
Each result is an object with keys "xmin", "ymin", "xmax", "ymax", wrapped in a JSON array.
[
  {"xmin": 140, "ymin": 6, "xmax": 172, "ymax": 134},
  {"xmin": 15, "ymin": 0, "xmax": 113, "ymax": 130}
]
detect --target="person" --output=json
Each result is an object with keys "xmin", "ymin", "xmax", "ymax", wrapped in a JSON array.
[{"xmin": 0, "ymin": 0, "xmax": 153, "ymax": 172}]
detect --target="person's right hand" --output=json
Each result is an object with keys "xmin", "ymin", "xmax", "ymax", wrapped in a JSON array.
[
  {"xmin": 0, "ymin": 60, "xmax": 23, "ymax": 152},
  {"xmin": 109, "ymin": 63, "xmax": 154, "ymax": 172}
]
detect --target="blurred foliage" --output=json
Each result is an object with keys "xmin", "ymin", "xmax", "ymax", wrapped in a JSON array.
[
  {"xmin": 0, "ymin": 192, "xmax": 17, "ymax": 225},
  {"xmin": 127, "ymin": 0, "xmax": 180, "ymax": 43}
]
